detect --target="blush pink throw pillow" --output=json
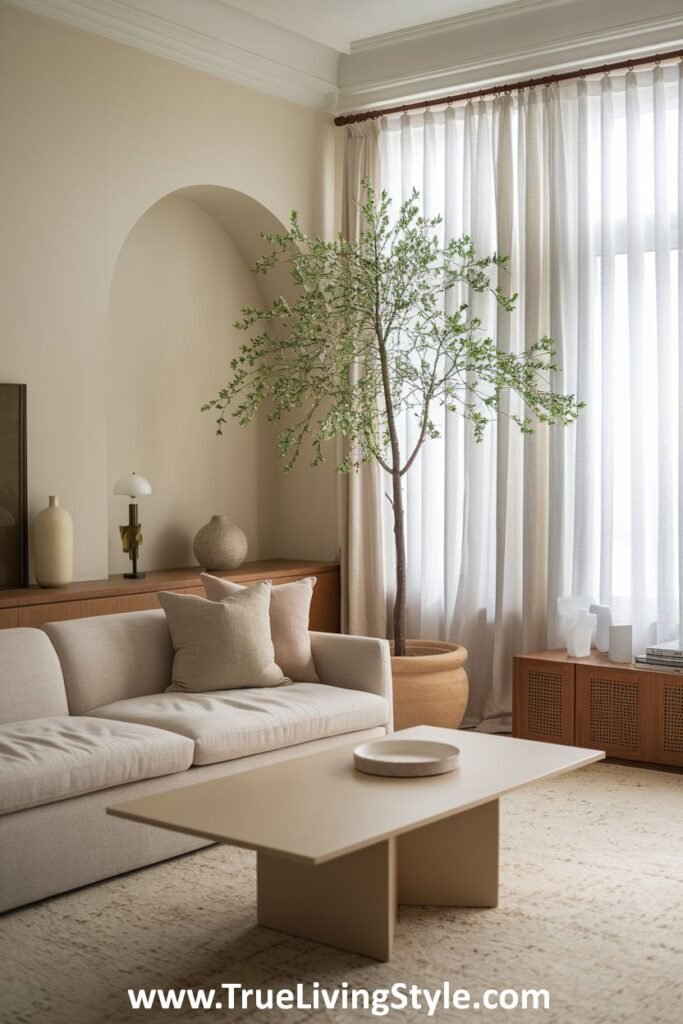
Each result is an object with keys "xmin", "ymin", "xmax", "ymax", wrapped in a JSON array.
[{"xmin": 200, "ymin": 573, "xmax": 319, "ymax": 683}]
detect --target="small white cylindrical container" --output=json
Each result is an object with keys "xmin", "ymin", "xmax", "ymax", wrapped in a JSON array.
[{"xmin": 608, "ymin": 624, "xmax": 632, "ymax": 664}]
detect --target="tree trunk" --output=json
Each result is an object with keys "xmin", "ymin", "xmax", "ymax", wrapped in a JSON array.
[{"xmin": 392, "ymin": 469, "xmax": 407, "ymax": 657}]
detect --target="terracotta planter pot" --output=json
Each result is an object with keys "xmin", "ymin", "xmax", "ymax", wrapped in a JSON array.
[{"xmin": 390, "ymin": 640, "xmax": 469, "ymax": 730}]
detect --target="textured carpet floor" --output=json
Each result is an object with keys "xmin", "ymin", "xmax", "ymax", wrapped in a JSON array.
[{"xmin": 0, "ymin": 763, "xmax": 681, "ymax": 1024}]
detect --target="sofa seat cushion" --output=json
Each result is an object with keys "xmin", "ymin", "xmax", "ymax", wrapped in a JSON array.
[
  {"xmin": 0, "ymin": 717, "xmax": 194, "ymax": 815},
  {"xmin": 86, "ymin": 684, "xmax": 389, "ymax": 767}
]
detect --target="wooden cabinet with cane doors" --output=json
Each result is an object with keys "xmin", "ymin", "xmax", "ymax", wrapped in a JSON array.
[{"xmin": 513, "ymin": 650, "xmax": 683, "ymax": 767}]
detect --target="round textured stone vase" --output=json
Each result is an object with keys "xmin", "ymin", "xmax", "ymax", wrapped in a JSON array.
[
  {"xmin": 193, "ymin": 515, "xmax": 248, "ymax": 571},
  {"xmin": 32, "ymin": 495, "xmax": 73, "ymax": 587},
  {"xmin": 390, "ymin": 640, "xmax": 469, "ymax": 730}
]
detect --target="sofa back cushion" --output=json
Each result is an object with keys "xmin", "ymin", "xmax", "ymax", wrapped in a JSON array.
[
  {"xmin": 43, "ymin": 610, "xmax": 173, "ymax": 715},
  {"xmin": 0, "ymin": 628, "xmax": 68, "ymax": 725}
]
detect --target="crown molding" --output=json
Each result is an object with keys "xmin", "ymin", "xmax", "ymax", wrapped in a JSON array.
[
  {"xmin": 217, "ymin": 0, "xmax": 530, "ymax": 56},
  {"xmin": 5, "ymin": 0, "xmax": 339, "ymax": 111},
  {"xmin": 220, "ymin": 0, "xmax": 351, "ymax": 55},
  {"xmin": 349, "ymin": 0, "xmax": 555, "ymax": 53},
  {"xmin": 338, "ymin": 1, "xmax": 683, "ymax": 113},
  {"xmin": 7, "ymin": 0, "xmax": 683, "ymax": 117}
]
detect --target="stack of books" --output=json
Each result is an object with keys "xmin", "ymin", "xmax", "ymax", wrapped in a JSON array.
[{"xmin": 635, "ymin": 640, "xmax": 683, "ymax": 670}]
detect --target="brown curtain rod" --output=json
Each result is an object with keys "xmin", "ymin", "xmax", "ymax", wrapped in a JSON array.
[{"xmin": 334, "ymin": 46, "xmax": 683, "ymax": 126}]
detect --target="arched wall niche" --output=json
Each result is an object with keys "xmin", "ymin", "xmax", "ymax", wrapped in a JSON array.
[{"xmin": 106, "ymin": 185, "xmax": 292, "ymax": 575}]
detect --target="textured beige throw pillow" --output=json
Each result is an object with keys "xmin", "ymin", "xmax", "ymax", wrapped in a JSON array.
[
  {"xmin": 158, "ymin": 582, "xmax": 286, "ymax": 692},
  {"xmin": 201, "ymin": 573, "xmax": 320, "ymax": 682}
]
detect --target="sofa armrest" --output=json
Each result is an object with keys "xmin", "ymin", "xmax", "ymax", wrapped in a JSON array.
[{"xmin": 310, "ymin": 632, "xmax": 393, "ymax": 729}]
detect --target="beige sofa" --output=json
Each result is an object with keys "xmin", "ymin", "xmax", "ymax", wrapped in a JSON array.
[{"xmin": 0, "ymin": 609, "xmax": 392, "ymax": 912}]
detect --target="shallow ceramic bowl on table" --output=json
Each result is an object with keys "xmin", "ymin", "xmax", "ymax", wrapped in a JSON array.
[{"xmin": 353, "ymin": 738, "xmax": 460, "ymax": 778}]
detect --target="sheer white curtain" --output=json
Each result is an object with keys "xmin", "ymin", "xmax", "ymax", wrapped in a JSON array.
[
  {"xmin": 340, "ymin": 123, "xmax": 387, "ymax": 638},
  {"xmin": 364, "ymin": 64, "xmax": 682, "ymax": 729}
]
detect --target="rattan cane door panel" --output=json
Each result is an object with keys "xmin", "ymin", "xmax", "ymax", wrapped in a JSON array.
[
  {"xmin": 655, "ymin": 677, "xmax": 683, "ymax": 767},
  {"xmin": 575, "ymin": 667, "xmax": 655, "ymax": 761},
  {"xmin": 513, "ymin": 658, "xmax": 574, "ymax": 744}
]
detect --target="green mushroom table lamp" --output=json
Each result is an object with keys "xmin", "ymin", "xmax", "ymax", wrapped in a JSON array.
[{"xmin": 113, "ymin": 472, "xmax": 152, "ymax": 579}]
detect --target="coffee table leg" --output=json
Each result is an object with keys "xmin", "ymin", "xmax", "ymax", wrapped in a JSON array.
[
  {"xmin": 397, "ymin": 799, "xmax": 499, "ymax": 907},
  {"xmin": 257, "ymin": 838, "xmax": 397, "ymax": 961}
]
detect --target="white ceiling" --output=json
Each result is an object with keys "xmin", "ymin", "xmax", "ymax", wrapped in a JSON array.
[{"xmin": 223, "ymin": 0, "xmax": 523, "ymax": 53}]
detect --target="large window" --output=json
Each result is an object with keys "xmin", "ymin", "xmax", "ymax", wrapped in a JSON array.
[{"xmin": 373, "ymin": 65, "xmax": 681, "ymax": 727}]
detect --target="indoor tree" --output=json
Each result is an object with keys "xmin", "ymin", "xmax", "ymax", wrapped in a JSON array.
[{"xmin": 204, "ymin": 182, "xmax": 582, "ymax": 656}]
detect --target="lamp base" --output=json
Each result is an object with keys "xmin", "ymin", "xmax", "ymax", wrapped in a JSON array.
[{"xmin": 123, "ymin": 571, "xmax": 146, "ymax": 579}]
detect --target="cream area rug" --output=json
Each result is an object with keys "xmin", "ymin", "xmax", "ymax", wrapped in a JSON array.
[{"xmin": 1, "ymin": 763, "xmax": 681, "ymax": 1024}]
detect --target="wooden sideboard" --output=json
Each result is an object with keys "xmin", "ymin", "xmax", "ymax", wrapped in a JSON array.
[
  {"xmin": 513, "ymin": 649, "xmax": 683, "ymax": 767},
  {"xmin": 0, "ymin": 559, "xmax": 341, "ymax": 633}
]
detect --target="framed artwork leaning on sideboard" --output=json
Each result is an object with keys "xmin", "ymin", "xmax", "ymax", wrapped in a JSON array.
[{"xmin": 0, "ymin": 383, "xmax": 28, "ymax": 589}]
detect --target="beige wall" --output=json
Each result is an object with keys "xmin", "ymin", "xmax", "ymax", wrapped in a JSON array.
[
  {"xmin": 107, "ymin": 193, "xmax": 277, "ymax": 573},
  {"xmin": 0, "ymin": 2, "xmax": 339, "ymax": 581}
]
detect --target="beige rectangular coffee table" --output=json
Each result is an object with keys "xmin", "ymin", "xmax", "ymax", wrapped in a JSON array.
[{"xmin": 109, "ymin": 726, "xmax": 604, "ymax": 961}]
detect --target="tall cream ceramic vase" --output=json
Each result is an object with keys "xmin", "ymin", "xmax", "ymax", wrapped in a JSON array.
[{"xmin": 33, "ymin": 496, "xmax": 73, "ymax": 587}]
